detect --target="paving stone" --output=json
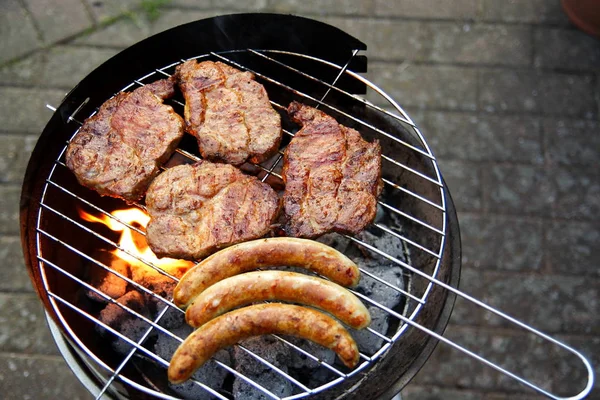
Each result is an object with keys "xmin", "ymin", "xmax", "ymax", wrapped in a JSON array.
[
  {"xmin": 546, "ymin": 220, "xmax": 600, "ymax": 277},
  {"xmin": 0, "ymin": 134, "xmax": 38, "ymax": 184},
  {"xmin": 0, "ymin": 236, "xmax": 33, "ymax": 292},
  {"xmin": 149, "ymin": 9, "xmax": 225, "ymax": 35},
  {"xmin": 0, "ymin": 87, "xmax": 66, "ymax": 133},
  {"xmin": 73, "ymin": 16, "xmax": 151, "ymax": 48},
  {"xmin": 538, "ymin": 72, "xmax": 597, "ymax": 119},
  {"xmin": 534, "ymin": 28, "xmax": 600, "ymax": 71},
  {"xmin": 484, "ymin": 164, "xmax": 555, "ymax": 216},
  {"xmin": 411, "ymin": 324, "xmax": 598, "ymax": 395},
  {"xmin": 476, "ymin": 114, "xmax": 543, "ymax": 164},
  {"xmin": 402, "ymin": 386, "xmax": 541, "ymax": 400},
  {"xmin": 479, "ymin": 69, "xmax": 540, "ymax": 113},
  {"xmin": 0, "ymin": 185, "xmax": 21, "ymax": 235},
  {"xmin": 368, "ymin": 63, "xmax": 478, "ymax": 110},
  {"xmin": 436, "ymin": 159, "xmax": 481, "ymax": 211},
  {"xmin": 23, "ymin": 0, "xmax": 93, "ymax": 44},
  {"xmin": 0, "ymin": 0, "xmax": 41, "ymax": 64},
  {"xmin": 401, "ymin": 385, "xmax": 481, "ymax": 400},
  {"xmin": 271, "ymin": 0, "xmax": 371, "ymax": 15},
  {"xmin": 421, "ymin": 112, "xmax": 542, "ymax": 163},
  {"xmin": 458, "ymin": 214, "xmax": 543, "ymax": 271},
  {"xmin": 543, "ymin": 118, "xmax": 600, "ymax": 166},
  {"xmin": 84, "ymin": 0, "xmax": 141, "ymax": 23},
  {"xmin": 429, "ymin": 23, "xmax": 531, "ymax": 66},
  {"xmin": 0, "ymin": 294, "xmax": 59, "ymax": 355},
  {"xmin": 42, "ymin": 46, "xmax": 119, "ymax": 89},
  {"xmin": 419, "ymin": 111, "xmax": 480, "ymax": 160},
  {"xmin": 210, "ymin": 0, "xmax": 268, "ymax": 9},
  {"xmin": 374, "ymin": 0, "xmax": 478, "ymax": 19},
  {"xmin": 480, "ymin": 0, "xmax": 570, "ymax": 24},
  {"xmin": 549, "ymin": 166, "xmax": 600, "ymax": 220},
  {"xmin": 0, "ymin": 53, "xmax": 45, "ymax": 86},
  {"xmin": 0, "ymin": 354, "xmax": 92, "ymax": 399},
  {"xmin": 452, "ymin": 268, "xmax": 599, "ymax": 334},
  {"xmin": 320, "ymin": 17, "xmax": 432, "ymax": 61}
]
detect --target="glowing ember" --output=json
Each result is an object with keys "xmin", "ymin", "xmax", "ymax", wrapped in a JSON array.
[{"xmin": 79, "ymin": 207, "xmax": 193, "ymax": 273}]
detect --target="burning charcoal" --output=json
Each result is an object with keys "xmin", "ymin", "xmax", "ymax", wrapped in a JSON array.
[
  {"xmin": 352, "ymin": 262, "xmax": 405, "ymax": 356},
  {"xmin": 233, "ymin": 336, "xmax": 291, "ymax": 373},
  {"xmin": 315, "ymin": 232, "xmax": 352, "ymax": 254},
  {"xmin": 233, "ymin": 369, "xmax": 294, "ymax": 400},
  {"xmin": 130, "ymin": 265, "xmax": 177, "ymax": 299},
  {"xmin": 155, "ymin": 325, "xmax": 230, "ymax": 399},
  {"xmin": 95, "ymin": 290, "xmax": 157, "ymax": 355},
  {"xmin": 156, "ymin": 305, "xmax": 186, "ymax": 330},
  {"xmin": 112, "ymin": 317, "xmax": 156, "ymax": 355},
  {"xmin": 85, "ymin": 251, "xmax": 130, "ymax": 302},
  {"xmin": 232, "ymin": 336, "xmax": 294, "ymax": 400},
  {"xmin": 99, "ymin": 290, "xmax": 147, "ymax": 329},
  {"xmin": 285, "ymin": 336, "xmax": 335, "ymax": 369}
]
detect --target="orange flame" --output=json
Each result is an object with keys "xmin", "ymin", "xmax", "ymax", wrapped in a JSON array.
[{"xmin": 79, "ymin": 207, "xmax": 193, "ymax": 273}]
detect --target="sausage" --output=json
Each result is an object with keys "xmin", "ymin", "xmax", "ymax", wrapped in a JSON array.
[
  {"xmin": 186, "ymin": 270, "xmax": 371, "ymax": 329},
  {"xmin": 173, "ymin": 238, "xmax": 360, "ymax": 308},
  {"xmin": 168, "ymin": 303, "xmax": 360, "ymax": 383}
]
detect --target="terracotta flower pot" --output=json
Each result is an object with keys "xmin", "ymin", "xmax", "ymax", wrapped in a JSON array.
[{"xmin": 562, "ymin": 0, "xmax": 600, "ymax": 37}]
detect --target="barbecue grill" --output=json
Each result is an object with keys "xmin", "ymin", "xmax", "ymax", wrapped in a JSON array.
[{"xmin": 20, "ymin": 14, "xmax": 594, "ymax": 400}]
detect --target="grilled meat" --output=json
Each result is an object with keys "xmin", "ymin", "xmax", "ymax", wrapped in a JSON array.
[
  {"xmin": 145, "ymin": 161, "xmax": 280, "ymax": 260},
  {"xmin": 282, "ymin": 102, "xmax": 382, "ymax": 238},
  {"xmin": 175, "ymin": 60, "xmax": 282, "ymax": 165},
  {"xmin": 65, "ymin": 78, "xmax": 184, "ymax": 202}
]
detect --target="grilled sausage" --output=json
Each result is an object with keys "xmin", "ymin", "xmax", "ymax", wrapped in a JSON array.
[
  {"xmin": 168, "ymin": 303, "xmax": 360, "ymax": 383},
  {"xmin": 186, "ymin": 270, "xmax": 371, "ymax": 329},
  {"xmin": 173, "ymin": 238, "xmax": 360, "ymax": 308}
]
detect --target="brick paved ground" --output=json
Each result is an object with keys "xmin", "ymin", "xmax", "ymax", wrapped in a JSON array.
[{"xmin": 1, "ymin": 1, "xmax": 598, "ymax": 399}]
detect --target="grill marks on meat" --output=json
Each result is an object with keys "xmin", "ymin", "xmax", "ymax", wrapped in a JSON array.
[
  {"xmin": 283, "ymin": 102, "xmax": 382, "ymax": 238},
  {"xmin": 145, "ymin": 161, "xmax": 280, "ymax": 260},
  {"xmin": 65, "ymin": 78, "xmax": 184, "ymax": 202},
  {"xmin": 175, "ymin": 60, "xmax": 282, "ymax": 165}
]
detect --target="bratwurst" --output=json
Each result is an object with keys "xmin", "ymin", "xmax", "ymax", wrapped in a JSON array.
[
  {"xmin": 185, "ymin": 270, "xmax": 371, "ymax": 329},
  {"xmin": 173, "ymin": 238, "xmax": 361, "ymax": 308},
  {"xmin": 168, "ymin": 303, "xmax": 360, "ymax": 383}
]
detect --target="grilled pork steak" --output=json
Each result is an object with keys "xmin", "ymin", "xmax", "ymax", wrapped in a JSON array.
[
  {"xmin": 282, "ymin": 102, "xmax": 382, "ymax": 238},
  {"xmin": 65, "ymin": 78, "xmax": 184, "ymax": 202},
  {"xmin": 175, "ymin": 60, "xmax": 282, "ymax": 165},
  {"xmin": 145, "ymin": 161, "xmax": 280, "ymax": 260}
]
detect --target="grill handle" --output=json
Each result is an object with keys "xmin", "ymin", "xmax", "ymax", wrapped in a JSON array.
[{"xmin": 350, "ymin": 235, "xmax": 595, "ymax": 400}]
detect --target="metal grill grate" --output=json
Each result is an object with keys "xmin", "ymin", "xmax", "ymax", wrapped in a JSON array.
[{"xmin": 37, "ymin": 49, "xmax": 593, "ymax": 400}]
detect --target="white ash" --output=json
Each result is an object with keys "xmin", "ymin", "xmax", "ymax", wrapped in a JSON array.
[{"xmin": 154, "ymin": 324, "xmax": 231, "ymax": 400}]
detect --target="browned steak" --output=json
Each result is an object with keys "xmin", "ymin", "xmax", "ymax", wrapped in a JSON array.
[
  {"xmin": 65, "ymin": 78, "xmax": 184, "ymax": 202},
  {"xmin": 282, "ymin": 102, "xmax": 382, "ymax": 238},
  {"xmin": 175, "ymin": 60, "xmax": 282, "ymax": 165},
  {"xmin": 145, "ymin": 161, "xmax": 280, "ymax": 260}
]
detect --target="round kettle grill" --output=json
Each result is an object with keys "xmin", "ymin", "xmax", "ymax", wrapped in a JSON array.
[{"xmin": 19, "ymin": 14, "xmax": 593, "ymax": 400}]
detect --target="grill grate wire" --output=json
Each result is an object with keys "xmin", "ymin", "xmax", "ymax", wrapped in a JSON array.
[{"xmin": 38, "ymin": 49, "xmax": 593, "ymax": 400}]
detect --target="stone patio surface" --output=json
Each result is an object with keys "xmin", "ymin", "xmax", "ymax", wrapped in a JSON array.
[{"xmin": 0, "ymin": 0, "xmax": 598, "ymax": 399}]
